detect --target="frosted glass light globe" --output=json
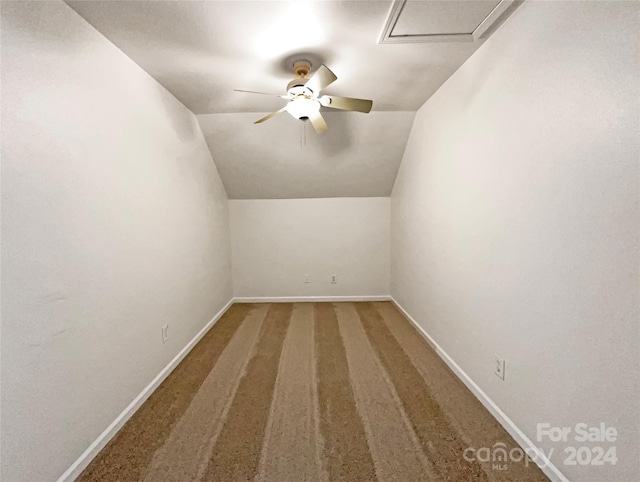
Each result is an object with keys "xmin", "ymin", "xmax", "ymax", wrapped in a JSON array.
[{"xmin": 286, "ymin": 98, "xmax": 320, "ymax": 120}]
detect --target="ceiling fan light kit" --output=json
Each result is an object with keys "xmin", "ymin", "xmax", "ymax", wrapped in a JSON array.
[
  {"xmin": 236, "ymin": 59, "xmax": 373, "ymax": 134},
  {"xmin": 285, "ymin": 94, "xmax": 320, "ymax": 121}
]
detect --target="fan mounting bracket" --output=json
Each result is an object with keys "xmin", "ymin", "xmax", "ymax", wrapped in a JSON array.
[{"xmin": 292, "ymin": 59, "xmax": 312, "ymax": 77}]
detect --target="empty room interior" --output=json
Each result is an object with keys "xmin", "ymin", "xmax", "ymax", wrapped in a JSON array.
[{"xmin": 2, "ymin": 1, "xmax": 639, "ymax": 481}]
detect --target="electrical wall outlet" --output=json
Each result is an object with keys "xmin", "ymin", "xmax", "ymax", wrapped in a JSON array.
[
  {"xmin": 304, "ymin": 274, "xmax": 310, "ymax": 284},
  {"xmin": 331, "ymin": 274, "xmax": 337, "ymax": 284},
  {"xmin": 494, "ymin": 354, "xmax": 505, "ymax": 380},
  {"xmin": 162, "ymin": 324, "xmax": 169, "ymax": 344}
]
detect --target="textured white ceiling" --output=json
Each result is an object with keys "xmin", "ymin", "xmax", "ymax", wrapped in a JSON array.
[
  {"xmin": 198, "ymin": 111, "xmax": 416, "ymax": 199},
  {"xmin": 66, "ymin": 1, "xmax": 505, "ymax": 199}
]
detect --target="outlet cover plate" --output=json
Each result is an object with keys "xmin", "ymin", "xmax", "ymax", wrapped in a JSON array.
[{"xmin": 495, "ymin": 354, "xmax": 505, "ymax": 380}]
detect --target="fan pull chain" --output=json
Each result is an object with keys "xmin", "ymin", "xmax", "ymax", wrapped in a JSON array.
[{"xmin": 299, "ymin": 121, "xmax": 307, "ymax": 150}]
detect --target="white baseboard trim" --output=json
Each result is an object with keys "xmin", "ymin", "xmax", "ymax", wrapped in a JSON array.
[
  {"xmin": 56, "ymin": 298, "xmax": 235, "ymax": 482},
  {"xmin": 390, "ymin": 297, "xmax": 569, "ymax": 482},
  {"xmin": 58, "ymin": 296, "xmax": 563, "ymax": 481},
  {"xmin": 233, "ymin": 295, "xmax": 391, "ymax": 303}
]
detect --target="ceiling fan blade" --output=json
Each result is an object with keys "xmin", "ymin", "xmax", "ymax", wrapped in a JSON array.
[
  {"xmin": 308, "ymin": 110, "xmax": 329, "ymax": 133},
  {"xmin": 304, "ymin": 65, "xmax": 337, "ymax": 95},
  {"xmin": 319, "ymin": 95, "xmax": 373, "ymax": 113},
  {"xmin": 235, "ymin": 89, "xmax": 278, "ymax": 96},
  {"xmin": 254, "ymin": 107, "xmax": 287, "ymax": 124},
  {"xmin": 235, "ymin": 89, "xmax": 291, "ymax": 99}
]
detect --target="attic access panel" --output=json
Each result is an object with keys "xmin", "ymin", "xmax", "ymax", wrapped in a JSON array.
[{"xmin": 379, "ymin": 0, "xmax": 518, "ymax": 43}]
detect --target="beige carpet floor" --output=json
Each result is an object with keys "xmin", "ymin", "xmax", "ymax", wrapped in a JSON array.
[{"xmin": 79, "ymin": 302, "xmax": 548, "ymax": 481}]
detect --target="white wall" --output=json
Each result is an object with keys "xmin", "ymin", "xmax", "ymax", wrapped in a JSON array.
[
  {"xmin": 1, "ymin": 2, "xmax": 233, "ymax": 481},
  {"xmin": 391, "ymin": 2, "xmax": 639, "ymax": 480},
  {"xmin": 230, "ymin": 198, "xmax": 390, "ymax": 299}
]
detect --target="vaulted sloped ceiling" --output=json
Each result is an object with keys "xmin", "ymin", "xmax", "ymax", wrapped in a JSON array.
[{"xmin": 66, "ymin": 0, "xmax": 518, "ymax": 199}]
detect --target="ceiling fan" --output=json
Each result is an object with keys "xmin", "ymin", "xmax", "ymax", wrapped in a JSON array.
[{"xmin": 235, "ymin": 60, "xmax": 373, "ymax": 133}]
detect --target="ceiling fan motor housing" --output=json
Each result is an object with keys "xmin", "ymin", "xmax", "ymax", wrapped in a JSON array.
[
  {"xmin": 287, "ymin": 78, "xmax": 308, "ymax": 91},
  {"xmin": 287, "ymin": 59, "xmax": 312, "ymax": 91}
]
